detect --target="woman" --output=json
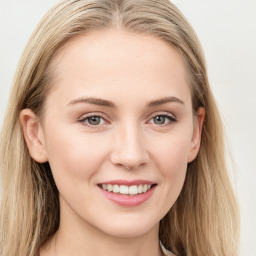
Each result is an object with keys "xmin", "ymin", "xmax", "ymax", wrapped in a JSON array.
[{"xmin": 0, "ymin": 0, "xmax": 239, "ymax": 255}]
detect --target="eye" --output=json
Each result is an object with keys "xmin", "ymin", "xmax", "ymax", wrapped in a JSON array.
[
  {"xmin": 78, "ymin": 115, "xmax": 107, "ymax": 126},
  {"xmin": 149, "ymin": 114, "xmax": 176, "ymax": 126},
  {"xmin": 86, "ymin": 116, "xmax": 103, "ymax": 125}
]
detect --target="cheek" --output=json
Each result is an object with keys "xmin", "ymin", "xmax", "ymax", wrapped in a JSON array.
[
  {"xmin": 152, "ymin": 131, "xmax": 191, "ymax": 173},
  {"xmin": 162, "ymin": 140, "xmax": 188, "ymax": 171},
  {"xmin": 44, "ymin": 126, "xmax": 110, "ymax": 188},
  {"xmin": 162, "ymin": 144, "xmax": 187, "ymax": 187},
  {"xmin": 152, "ymin": 135, "xmax": 190, "ymax": 201}
]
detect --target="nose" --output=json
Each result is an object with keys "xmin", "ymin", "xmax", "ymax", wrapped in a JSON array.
[{"xmin": 110, "ymin": 123, "xmax": 150, "ymax": 170}]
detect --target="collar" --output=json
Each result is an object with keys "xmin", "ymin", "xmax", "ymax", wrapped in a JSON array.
[{"xmin": 160, "ymin": 241, "xmax": 177, "ymax": 256}]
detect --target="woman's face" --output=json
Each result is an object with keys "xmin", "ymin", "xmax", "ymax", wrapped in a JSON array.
[{"xmin": 25, "ymin": 29, "xmax": 204, "ymax": 238}]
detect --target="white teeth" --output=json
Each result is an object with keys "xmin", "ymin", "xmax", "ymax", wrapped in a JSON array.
[
  {"xmin": 142, "ymin": 184, "xmax": 148, "ymax": 193},
  {"xmin": 119, "ymin": 185, "xmax": 129, "ymax": 194},
  {"xmin": 107, "ymin": 184, "xmax": 113, "ymax": 192},
  {"xmin": 113, "ymin": 184, "xmax": 120, "ymax": 193},
  {"xmin": 138, "ymin": 184, "xmax": 143, "ymax": 193},
  {"xmin": 101, "ymin": 184, "xmax": 153, "ymax": 195},
  {"xmin": 129, "ymin": 185, "xmax": 137, "ymax": 195}
]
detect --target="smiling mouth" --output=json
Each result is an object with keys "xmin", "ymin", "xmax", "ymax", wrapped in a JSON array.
[{"xmin": 98, "ymin": 184, "xmax": 156, "ymax": 196}]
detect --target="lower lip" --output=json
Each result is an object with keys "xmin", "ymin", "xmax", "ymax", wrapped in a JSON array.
[{"xmin": 99, "ymin": 186, "xmax": 156, "ymax": 207}]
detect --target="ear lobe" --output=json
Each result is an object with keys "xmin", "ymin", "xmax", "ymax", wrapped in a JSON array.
[
  {"xmin": 20, "ymin": 109, "xmax": 48, "ymax": 163},
  {"xmin": 187, "ymin": 107, "xmax": 205, "ymax": 163}
]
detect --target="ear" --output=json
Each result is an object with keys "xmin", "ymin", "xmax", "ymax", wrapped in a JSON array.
[
  {"xmin": 187, "ymin": 107, "xmax": 205, "ymax": 163},
  {"xmin": 20, "ymin": 109, "xmax": 48, "ymax": 163}
]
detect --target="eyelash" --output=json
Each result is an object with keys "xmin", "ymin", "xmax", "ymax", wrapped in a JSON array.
[
  {"xmin": 78, "ymin": 113, "xmax": 108, "ymax": 128},
  {"xmin": 77, "ymin": 112, "xmax": 177, "ymax": 128},
  {"xmin": 148, "ymin": 113, "xmax": 177, "ymax": 126}
]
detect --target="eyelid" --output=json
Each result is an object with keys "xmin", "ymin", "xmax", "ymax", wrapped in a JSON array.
[
  {"xmin": 76, "ymin": 111, "xmax": 176, "ymax": 128},
  {"xmin": 77, "ymin": 112, "xmax": 110, "ymax": 127},
  {"xmin": 147, "ymin": 111, "xmax": 177, "ymax": 126},
  {"xmin": 148, "ymin": 111, "xmax": 176, "ymax": 120}
]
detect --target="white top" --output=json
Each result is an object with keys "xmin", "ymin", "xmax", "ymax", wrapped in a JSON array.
[{"xmin": 160, "ymin": 241, "xmax": 176, "ymax": 256}]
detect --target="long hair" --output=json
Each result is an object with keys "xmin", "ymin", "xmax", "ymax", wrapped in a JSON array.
[{"xmin": 0, "ymin": 0, "xmax": 239, "ymax": 255}]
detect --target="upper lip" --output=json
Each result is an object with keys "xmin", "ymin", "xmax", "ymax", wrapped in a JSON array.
[{"xmin": 98, "ymin": 179, "xmax": 156, "ymax": 186}]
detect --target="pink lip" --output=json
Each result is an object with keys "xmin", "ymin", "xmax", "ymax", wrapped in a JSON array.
[
  {"xmin": 100, "ymin": 179, "xmax": 155, "ymax": 186},
  {"xmin": 98, "ymin": 180, "xmax": 156, "ymax": 207}
]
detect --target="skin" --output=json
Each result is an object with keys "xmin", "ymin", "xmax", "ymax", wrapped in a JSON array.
[{"xmin": 20, "ymin": 28, "xmax": 205, "ymax": 256}]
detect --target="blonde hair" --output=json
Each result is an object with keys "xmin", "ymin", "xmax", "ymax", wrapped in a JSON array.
[{"xmin": 0, "ymin": 0, "xmax": 239, "ymax": 255}]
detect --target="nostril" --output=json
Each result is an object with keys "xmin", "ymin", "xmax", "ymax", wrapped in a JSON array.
[{"xmin": 110, "ymin": 153, "xmax": 149, "ymax": 170}]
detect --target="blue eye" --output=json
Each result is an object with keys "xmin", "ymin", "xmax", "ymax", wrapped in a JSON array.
[
  {"xmin": 150, "ymin": 114, "xmax": 176, "ymax": 125},
  {"xmin": 86, "ymin": 116, "xmax": 103, "ymax": 125},
  {"xmin": 79, "ymin": 115, "xmax": 105, "ymax": 126}
]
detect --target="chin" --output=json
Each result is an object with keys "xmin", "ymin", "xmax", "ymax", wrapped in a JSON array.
[{"xmin": 97, "ymin": 216, "xmax": 159, "ymax": 239}]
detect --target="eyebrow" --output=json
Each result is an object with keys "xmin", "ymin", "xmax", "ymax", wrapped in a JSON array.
[
  {"xmin": 67, "ymin": 96, "xmax": 184, "ymax": 108},
  {"xmin": 67, "ymin": 97, "xmax": 115, "ymax": 107},
  {"xmin": 147, "ymin": 96, "xmax": 184, "ymax": 107}
]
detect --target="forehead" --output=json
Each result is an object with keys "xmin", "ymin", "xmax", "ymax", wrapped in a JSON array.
[{"xmin": 48, "ymin": 28, "xmax": 191, "ymax": 106}]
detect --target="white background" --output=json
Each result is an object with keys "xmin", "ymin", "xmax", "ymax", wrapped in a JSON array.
[{"xmin": 0, "ymin": 0, "xmax": 255, "ymax": 255}]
